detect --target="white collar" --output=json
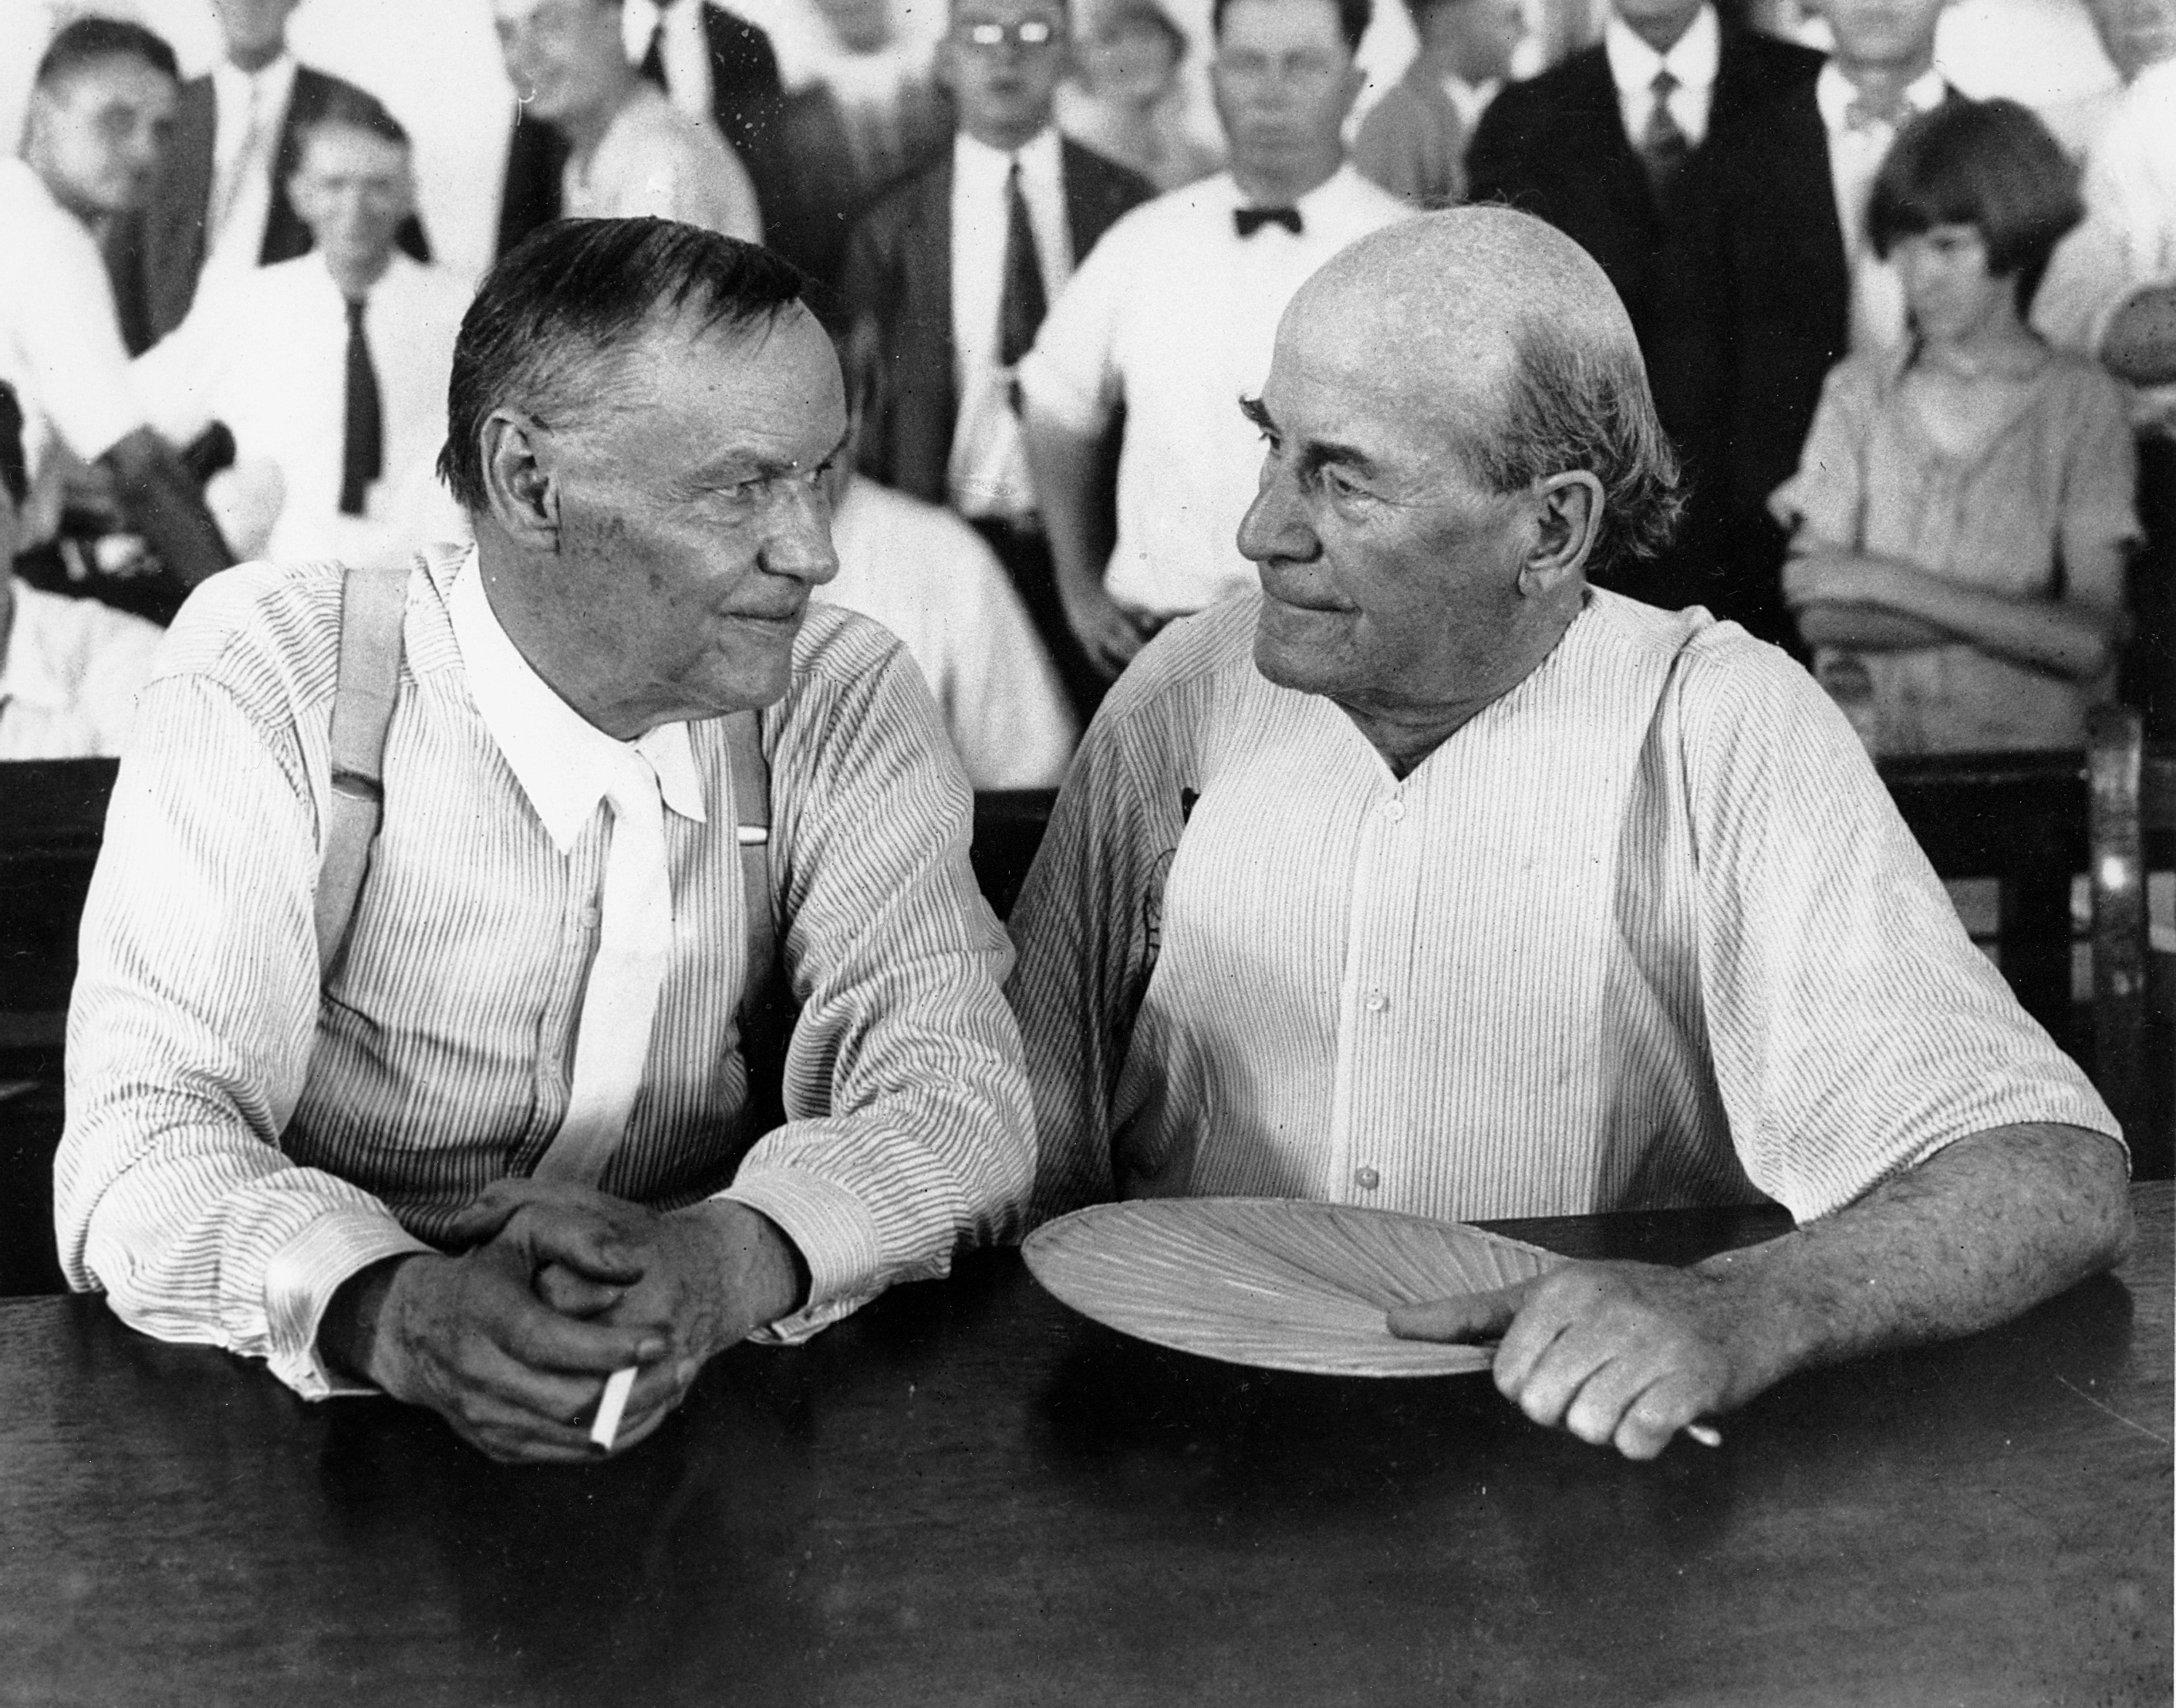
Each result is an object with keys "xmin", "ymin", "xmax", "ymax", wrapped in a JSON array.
[
  {"xmin": 1605, "ymin": 5, "xmax": 1720, "ymax": 94},
  {"xmin": 953, "ymin": 125, "xmax": 1064, "ymax": 189},
  {"xmin": 1814, "ymin": 62, "xmax": 1947, "ymax": 132},
  {"xmin": 210, "ymin": 52, "xmax": 299, "ymax": 113},
  {"xmin": 445, "ymin": 547, "xmax": 707, "ymax": 852}
]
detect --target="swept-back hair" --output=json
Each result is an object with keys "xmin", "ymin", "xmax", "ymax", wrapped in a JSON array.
[
  {"xmin": 1867, "ymin": 97, "xmax": 2083, "ymax": 316},
  {"xmin": 438, "ymin": 218, "xmax": 809, "ymax": 511},
  {"xmin": 35, "ymin": 16, "xmax": 179, "ymax": 89},
  {"xmin": 1212, "ymin": 0, "xmax": 1372, "ymax": 52},
  {"xmin": 1463, "ymin": 318, "xmax": 1683, "ymax": 580}
]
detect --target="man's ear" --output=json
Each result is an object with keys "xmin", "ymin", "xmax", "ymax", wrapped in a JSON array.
[
  {"xmin": 1518, "ymin": 470, "xmax": 1603, "ymax": 597},
  {"xmin": 478, "ymin": 410, "xmax": 558, "ymax": 551}
]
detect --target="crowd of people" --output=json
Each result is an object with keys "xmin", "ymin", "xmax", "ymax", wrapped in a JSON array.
[
  {"xmin": 0, "ymin": 0, "xmax": 2164, "ymax": 1463},
  {"xmin": 1, "ymin": 0, "xmax": 2168, "ymax": 771}
]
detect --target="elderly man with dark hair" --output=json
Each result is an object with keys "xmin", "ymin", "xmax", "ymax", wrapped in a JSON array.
[
  {"xmin": 1007, "ymin": 207, "xmax": 2131, "ymax": 1461},
  {"xmin": 59, "ymin": 219, "xmax": 1033, "ymax": 1463}
]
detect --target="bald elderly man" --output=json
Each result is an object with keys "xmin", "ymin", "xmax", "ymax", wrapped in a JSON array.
[{"xmin": 1007, "ymin": 207, "xmax": 2132, "ymax": 1460}]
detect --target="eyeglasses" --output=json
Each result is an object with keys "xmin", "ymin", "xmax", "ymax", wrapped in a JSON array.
[{"xmin": 957, "ymin": 19, "xmax": 1061, "ymax": 49}]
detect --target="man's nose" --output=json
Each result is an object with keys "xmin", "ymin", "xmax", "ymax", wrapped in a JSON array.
[
  {"xmin": 1235, "ymin": 457, "xmax": 1314, "ymax": 565},
  {"xmin": 761, "ymin": 481, "xmax": 841, "ymax": 587}
]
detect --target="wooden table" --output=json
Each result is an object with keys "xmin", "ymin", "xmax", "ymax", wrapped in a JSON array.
[{"xmin": 2, "ymin": 1187, "xmax": 2168, "ymax": 1707}]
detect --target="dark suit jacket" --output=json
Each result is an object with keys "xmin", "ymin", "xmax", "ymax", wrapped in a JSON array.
[
  {"xmin": 496, "ymin": 1, "xmax": 786, "ymax": 258},
  {"xmin": 840, "ymin": 139, "xmax": 1154, "ymax": 507},
  {"xmin": 108, "ymin": 65, "xmax": 432, "ymax": 353},
  {"xmin": 1464, "ymin": 25, "xmax": 1821, "ymax": 619}
]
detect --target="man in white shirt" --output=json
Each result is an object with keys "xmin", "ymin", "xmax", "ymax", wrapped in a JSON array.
[
  {"xmin": 0, "ymin": 382, "xmax": 163, "ymax": 760},
  {"xmin": 1019, "ymin": 0, "xmax": 1409, "ymax": 679},
  {"xmin": 494, "ymin": 0, "xmax": 763, "ymax": 241},
  {"xmin": 105, "ymin": 0, "xmax": 432, "ymax": 354},
  {"xmin": 820, "ymin": 469, "xmax": 1077, "ymax": 787},
  {"xmin": 1353, "ymin": 0, "xmax": 1523, "ymax": 208},
  {"xmin": 842, "ymin": 0, "xmax": 1155, "ymax": 720},
  {"xmin": 60, "ymin": 219, "xmax": 1031, "ymax": 1465},
  {"xmin": 2, "ymin": 19, "xmax": 231, "ymax": 618},
  {"xmin": 133, "ymin": 89, "xmax": 471, "ymax": 570},
  {"xmin": 1008, "ymin": 207, "xmax": 2132, "ymax": 1462}
]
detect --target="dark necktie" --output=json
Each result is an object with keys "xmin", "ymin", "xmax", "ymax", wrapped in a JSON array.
[
  {"xmin": 638, "ymin": 0, "xmax": 676, "ymax": 89},
  {"xmin": 997, "ymin": 160, "xmax": 1047, "ymax": 370},
  {"xmin": 1639, "ymin": 69, "xmax": 1691, "ymax": 197},
  {"xmin": 340, "ymin": 296, "xmax": 383, "ymax": 518},
  {"xmin": 1234, "ymin": 205, "xmax": 1303, "ymax": 238}
]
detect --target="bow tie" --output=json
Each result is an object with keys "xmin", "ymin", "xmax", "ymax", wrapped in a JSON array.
[{"xmin": 1234, "ymin": 205, "xmax": 1303, "ymax": 238}]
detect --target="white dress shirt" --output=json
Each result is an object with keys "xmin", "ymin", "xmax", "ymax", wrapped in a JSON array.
[
  {"xmin": 201, "ymin": 53, "xmax": 300, "ymax": 289},
  {"xmin": 820, "ymin": 477, "xmax": 1077, "ymax": 788},
  {"xmin": 58, "ymin": 549, "xmax": 1033, "ymax": 1400},
  {"xmin": 1009, "ymin": 590, "xmax": 2118, "ymax": 1224},
  {"xmin": 1604, "ymin": 5, "xmax": 1720, "ymax": 150},
  {"xmin": 948, "ymin": 127, "xmax": 1072, "ymax": 524},
  {"xmin": 563, "ymin": 80, "xmax": 762, "ymax": 241},
  {"xmin": 1814, "ymin": 62, "xmax": 1948, "ymax": 355},
  {"xmin": 623, "ymin": 0, "xmax": 716, "ymax": 124},
  {"xmin": 131, "ymin": 252, "xmax": 471, "ymax": 569},
  {"xmin": 0, "ymin": 160, "xmax": 146, "ymax": 552},
  {"xmin": 1441, "ymin": 73, "xmax": 1500, "ymax": 135},
  {"xmin": 1018, "ymin": 164, "xmax": 1411, "ymax": 614},
  {"xmin": 0, "ymin": 577, "xmax": 164, "ymax": 759}
]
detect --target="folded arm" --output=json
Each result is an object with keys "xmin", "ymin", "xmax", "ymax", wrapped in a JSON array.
[{"xmin": 1783, "ymin": 541, "xmax": 2124, "ymax": 680}]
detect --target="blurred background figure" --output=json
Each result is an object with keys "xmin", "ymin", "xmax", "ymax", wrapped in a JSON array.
[
  {"xmin": 1057, "ymin": 0, "xmax": 1223, "ymax": 189},
  {"xmin": 819, "ymin": 462, "xmax": 1079, "ymax": 788},
  {"xmin": 131, "ymin": 87, "xmax": 470, "ymax": 568},
  {"xmin": 765, "ymin": 0, "xmax": 958, "ymax": 293},
  {"xmin": 845, "ymin": 0, "xmax": 1155, "ymax": 722},
  {"xmin": 1773, "ymin": 99, "xmax": 2134, "ymax": 755},
  {"xmin": 1353, "ymin": 0, "xmax": 1525, "ymax": 207},
  {"xmin": 103, "ymin": 0, "xmax": 432, "ymax": 356},
  {"xmin": 2, "ymin": 17, "xmax": 231, "ymax": 625},
  {"xmin": 1019, "ymin": 0, "xmax": 1408, "ymax": 683},
  {"xmin": 1683, "ymin": 0, "xmax": 1955, "ymax": 650},
  {"xmin": 492, "ymin": 0, "xmax": 761, "ymax": 237},
  {"xmin": 495, "ymin": 0, "xmax": 787, "ymax": 264},
  {"xmin": 0, "ymin": 380, "xmax": 164, "ymax": 759}
]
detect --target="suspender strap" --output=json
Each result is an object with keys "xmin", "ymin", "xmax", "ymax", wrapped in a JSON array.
[{"xmin": 314, "ymin": 560, "xmax": 410, "ymax": 977}]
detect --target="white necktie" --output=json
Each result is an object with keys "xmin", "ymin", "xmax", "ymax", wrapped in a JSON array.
[
  {"xmin": 211, "ymin": 78, "xmax": 271, "ymax": 245},
  {"xmin": 535, "ymin": 752, "xmax": 674, "ymax": 1187}
]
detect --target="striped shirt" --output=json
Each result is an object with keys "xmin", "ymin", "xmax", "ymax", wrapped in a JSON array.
[
  {"xmin": 58, "ymin": 549, "xmax": 1033, "ymax": 1400},
  {"xmin": 1008, "ymin": 589, "xmax": 2120, "ymax": 1227}
]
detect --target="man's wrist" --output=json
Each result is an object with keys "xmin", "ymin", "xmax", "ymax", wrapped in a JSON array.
[
  {"xmin": 680, "ymin": 1200, "xmax": 810, "ymax": 1351},
  {"xmin": 317, "ymin": 1253, "xmax": 426, "ymax": 1386}
]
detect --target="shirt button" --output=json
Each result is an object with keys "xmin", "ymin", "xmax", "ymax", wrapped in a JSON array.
[
  {"xmin": 1354, "ymin": 1166, "xmax": 1381, "ymax": 1191},
  {"xmin": 1380, "ymin": 798, "xmax": 1405, "ymax": 822},
  {"xmin": 1363, "ymin": 989, "xmax": 1390, "ymax": 1014}
]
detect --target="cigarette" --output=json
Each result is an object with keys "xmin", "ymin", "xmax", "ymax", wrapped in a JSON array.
[
  {"xmin": 1684, "ymin": 1423, "xmax": 1722, "ymax": 1448},
  {"xmin": 589, "ymin": 1365, "xmax": 637, "ymax": 1452}
]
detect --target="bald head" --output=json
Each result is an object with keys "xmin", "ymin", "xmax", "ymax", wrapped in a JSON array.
[{"xmin": 1287, "ymin": 207, "xmax": 1680, "ymax": 579}]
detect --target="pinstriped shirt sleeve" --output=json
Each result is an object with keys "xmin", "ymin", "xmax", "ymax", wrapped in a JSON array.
[
  {"xmin": 1676, "ymin": 631, "xmax": 2124, "ymax": 1220},
  {"xmin": 723, "ymin": 635, "xmax": 1035, "ymax": 1336},
  {"xmin": 56, "ymin": 614, "xmax": 433, "ymax": 1403},
  {"xmin": 1006, "ymin": 655, "xmax": 1194, "ymax": 1224}
]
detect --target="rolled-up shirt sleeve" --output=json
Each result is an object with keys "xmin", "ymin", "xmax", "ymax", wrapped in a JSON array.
[
  {"xmin": 1675, "ymin": 634, "xmax": 2124, "ymax": 1221},
  {"xmin": 1014, "ymin": 212, "xmax": 1129, "ymax": 439},
  {"xmin": 56, "ymin": 630, "xmax": 430, "ymax": 1403},
  {"xmin": 720, "ymin": 633, "xmax": 1034, "ymax": 1337}
]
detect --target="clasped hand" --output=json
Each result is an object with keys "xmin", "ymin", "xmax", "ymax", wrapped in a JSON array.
[
  {"xmin": 1388, "ymin": 1260, "xmax": 1761, "ymax": 1460},
  {"xmin": 353, "ymin": 1181, "xmax": 789, "ymax": 1463}
]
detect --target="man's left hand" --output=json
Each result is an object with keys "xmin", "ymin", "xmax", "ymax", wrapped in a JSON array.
[
  {"xmin": 447, "ymin": 1181, "xmax": 807, "ymax": 1452},
  {"xmin": 1388, "ymin": 1261, "xmax": 1768, "ymax": 1460}
]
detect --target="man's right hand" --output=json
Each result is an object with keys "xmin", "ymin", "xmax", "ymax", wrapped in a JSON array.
[
  {"xmin": 320, "ymin": 1235, "xmax": 665, "ymax": 1464},
  {"xmin": 1059, "ymin": 576, "xmax": 1151, "ymax": 678}
]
